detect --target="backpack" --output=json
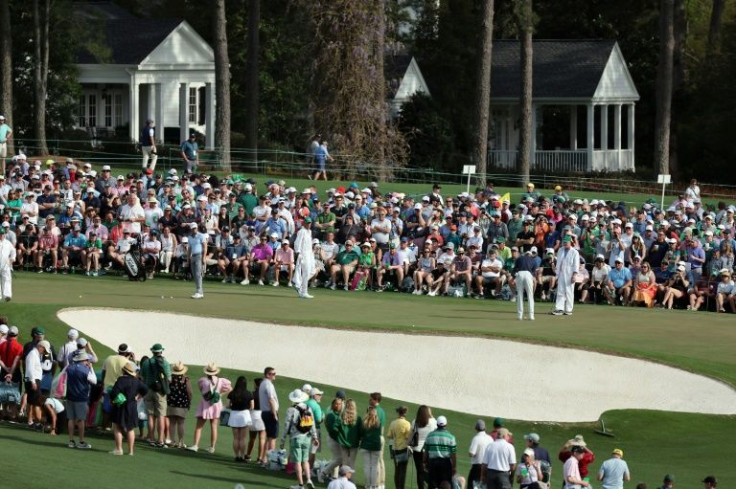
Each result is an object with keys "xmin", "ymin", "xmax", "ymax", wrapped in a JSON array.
[{"xmin": 296, "ymin": 405, "xmax": 314, "ymax": 434}]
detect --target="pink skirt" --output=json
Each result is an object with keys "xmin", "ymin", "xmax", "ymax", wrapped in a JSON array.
[{"xmin": 195, "ymin": 400, "xmax": 223, "ymax": 419}]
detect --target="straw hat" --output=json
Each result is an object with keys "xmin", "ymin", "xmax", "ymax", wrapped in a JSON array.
[
  {"xmin": 203, "ymin": 362, "xmax": 220, "ymax": 376},
  {"xmin": 172, "ymin": 361, "xmax": 188, "ymax": 375},
  {"xmin": 122, "ymin": 361, "xmax": 137, "ymax": 376}
]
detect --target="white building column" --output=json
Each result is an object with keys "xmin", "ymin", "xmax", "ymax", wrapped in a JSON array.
[
  {"xmin": 600, "ymin": 104, "xmax": 608, "ymax": 150},
  {"xmin": 146, "ymin": 84, "xmax": 155, "ymax": 122},
  {"xmin": 628, "ymin": 104, "xmax": 635, "ymax": 152},
  {"xmin": 129, "ymin": 78, "xmax": 139, "ymax": 142},
  {"xmin": 586, "ymin": 103, "xmax": 594, "ymax": 171},
  {"xmin": 179, "ymin": 83, "xmax": 189, "ymax": 144},
  {"xmin": 570, "ymin": 105, "xmax": 578, "ymax": 150},
  {"xmin": 205, "ymin": 82, "xmax": 215, "ymax": 150},
  {"xmin": 155, "ymin": 84, "xmax": 164, "ymax": 144}
]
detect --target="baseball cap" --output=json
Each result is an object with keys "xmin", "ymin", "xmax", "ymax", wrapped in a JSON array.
[
  {"xmin": 37, "ymin": 340, "xmax": 51, "ymax": 351},
  {"xmin": 0, "ymin": 325, "xmax": 8, "ymax": 335},
  {"xmin": 475, "ymin": 419, "xmax": 486, "ymax": 431},
  {"xmin": 436, "ymin": 415, "xmax": 448, "ymax": 427},
  {"xmin": 118, "ymin": 343, "xmax": 132, "ymax": 354},
  {"xmin": 339, "ymin": 466, "xmax": 355, "ymax": 476},
  {"xmin": 612, "ymin": 448, "xmax": 624, "ymax": 457},
  {"xmin": 525, "ymin": 433, "xmax": 540, "ymax": 443},
  {"xmin": 67, "ymin": 329, "xmax": 79, "ymax": 339},
  {"xmin": 8, "ymin": 326, "xmax": 18, "ymax": 336}
]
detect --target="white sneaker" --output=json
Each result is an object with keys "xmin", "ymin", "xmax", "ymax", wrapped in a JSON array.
[
  {"xmin": 258, "ymin": 279, "xmax": 264, "ymax": 286},
  {"xmin": 240, "ymin": 278, "xmax": 250, "ymax": 285},
  {"xmin": 329, "ymin": 284, "xmax": 336, "ymax": 290},
  {"xmin": 518, "ymin": 315, "xmax": 523, "ymax": 320},
  {"xmin": 221, "ymin": 277, "xmax": 229, "ymax": 283},
  {"xmin": 529, "ymin": 315, "xmax": 535, "ymax": 321},
  {"xmin": 299, "ymin": 294, "xmax": 314, "ymax": 299},
  {"xmin": 272, "ymin": 281, "xmax": 279, "ymax": 287},
  {"xmin": 343, "ymin": 285, "xmax": 348, "ymax": 291},
  {"xmin": 428, "ymin": 290, "xmax": 436, "ymax": 297},
  {"xmin": 186, "ymin": 445, "xmax": 199, "ymax": 452},
  {"xmin": 191, "ymin": 293, "xmax": 203, "ymax": 299}
]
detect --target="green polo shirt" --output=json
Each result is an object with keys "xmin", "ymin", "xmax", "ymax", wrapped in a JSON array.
[
  {"xmin": 337, "ymin": 417, "xmax": 361, "ymax": 448},
  {"xmin": 423, "ymin": 427, "xmax": 457, "ymax": 459},
  {"xmin": 336, "ymin": 249, "xmax": 359, "ymax": 265}
]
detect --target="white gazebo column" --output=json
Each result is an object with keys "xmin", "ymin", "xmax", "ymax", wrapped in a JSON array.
[
  {"xmin": 569, "ymin": 105, "xmax": 578, "ymax": 150},
  {"xmin": 146, "ymin": 84, "xmax": 155, "ymax": 122},
  {"xmin": 614, "ymin": 104, "xmax": 622, "ymax": 170},
  {"xmin": 155, "ymin": 83, "xmax": 164, "ymax": 144},
  {"xmin": 205, "ymin": 82, "xmax": 215, "ymax": 150},
  {"xmin": 129, "ymin": 78, "xmax": 139, "ymax": 142},
  {"xmin": 586, "ymin": 103, "xmax": 594, "ymax": 171},
  {"xmin": 600, "ymin": 105, "xmax": 609, "ymax": 171},
  {"xmin": 179, "ymin": 83, "xmax": 189, "ymax": 144},
  {"xmin": 628, "ymin": 103, "xmax": 635, "ymax": 152}
]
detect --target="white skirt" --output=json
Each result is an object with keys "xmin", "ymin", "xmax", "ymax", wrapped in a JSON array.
[
  {"xmin": 249, "ymin": 409, "xmax": 265, "ymax": 431},
  {"xmin": 228, "ymin": 409, "xmax": 252, "ymax": 428}
]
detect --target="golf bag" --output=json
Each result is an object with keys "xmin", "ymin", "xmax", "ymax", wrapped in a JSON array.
[{"xmin": 123, "ymin": 239, "xmax": 146, "ymax": 281}]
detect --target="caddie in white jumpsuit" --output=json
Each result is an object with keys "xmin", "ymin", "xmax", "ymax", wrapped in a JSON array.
[
  {"xmin": 553, "ymin": 235, "xmax": 580, "ymax": 315},
  {"xmin": 292, "ymin": 217, "xmax": 315, "ymax": 299},
  {"xmin": 0, "ymin": 227, "xmax": 16, "ymax": 301}
]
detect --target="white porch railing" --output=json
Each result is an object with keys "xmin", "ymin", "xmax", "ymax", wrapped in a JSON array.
[
  {"xmin": 488, "ymin": 150, "xmax": 518, "ymax": 169},
  {"xmin": 592, "ymin": 149, "xmax": 635, "ymax": 172},
  {"xmin": 533, "ymin": 150, "xmax": 588, "ymax": 172}
]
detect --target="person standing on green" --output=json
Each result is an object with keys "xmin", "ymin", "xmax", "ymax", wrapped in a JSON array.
[
  {"xmin": 423, "ymin": 415, "xmax": 457, "ymax": 489},
  {"xmin": 359, "ymin": 406, "xmax": 383, "ymax": 489},
  {"xmin": 305, "ymin": 387, "xmax": 325, "ymax": 469},
  {"xmin": 140, "ymin": 343, "xmax": 171, "ymax": 448},
  {"xmin": 319, "ymin": 397, "xmax": 344, "ymax": 482},
  {"xmin": 0, "ymin": 115, "xmax": 12, "ymax": 175},
  {"xmin": 368, "ymin": 392, "xmax": 387, "ymax": 488},
  {"xmin": 337, "ymin": 398, "xmax": 360, "ymax": 470}
]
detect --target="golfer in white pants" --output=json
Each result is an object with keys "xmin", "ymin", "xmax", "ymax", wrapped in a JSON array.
[
  {"xmin": 553, "ymin": 235, "xmax": 580, "ymax": 315},
  {"xmin": 513, "ymin": 252, "xmax": 538, "ymax": 320},
  {"xmin": 292, "ymin": 218, "xmax": 315, "ymax": 299},
  {"xmin": 0, "ymin": 228, "xmax": 16, "ymax": 301}
]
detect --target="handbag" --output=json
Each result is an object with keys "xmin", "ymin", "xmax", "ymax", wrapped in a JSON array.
[
  {"xmin": 408, "ymin": 422, "xmax": 419, "ymax": 448},
  {"xmin": 0, "ymin": 381, "xmax": 21, "ymax": 404},
  {"xmin": 220, "ymin": 409, "xmax": 231, "ymax": 426}
]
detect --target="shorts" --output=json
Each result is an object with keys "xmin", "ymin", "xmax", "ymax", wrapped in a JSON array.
[
  {"xmin": 25, "ymin": 380, "xmax": 41, "ymax": 406},
  {"xmin": 262, "ymin": 410, "xmax": 278, "ymax": 438},
  {"xmin": 144, "ymin": 390, "xmax": 167, "ymax": 417},
  {"xmin": 166, "ymin": 406, "xmax": 189, "ymax": 418},
  {"xmin": 431, "ymin": 269, "xmax": 446, "ymax": 281},
  {"xmin": 0, "ymin": 142, "xmax": 6, "ymax": 158},
  {"xmin": 289, "ymin": 434, "xmax": 311, "ymax": 463},
  {"xmin": 66, "ymin": 400, "xmax": 90, "ymax": 421}
]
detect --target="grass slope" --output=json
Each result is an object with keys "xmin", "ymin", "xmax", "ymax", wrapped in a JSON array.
[{"xmin": 1, "ymin": 273, "xmax": 734, "ymax": 489}]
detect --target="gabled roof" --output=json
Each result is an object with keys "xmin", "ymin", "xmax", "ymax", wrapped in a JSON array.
[
  {"xmin": 76, "ymin": 18, "xmax": 183, "ymax": 64},
  {"xmin": 491, "ymin": 40, "xmax": 637, "ymax": 101}
]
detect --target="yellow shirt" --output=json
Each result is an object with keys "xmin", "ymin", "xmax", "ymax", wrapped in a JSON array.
[
  {"xmin": 387, "ymin": 417, "xmax": 412, "ymax": 450},
  {"xmin": 102, "ymin": 354, "xmax": 129, "ymax": 388}
]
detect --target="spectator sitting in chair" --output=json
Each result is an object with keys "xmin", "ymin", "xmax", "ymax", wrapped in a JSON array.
[
  {"xmin": 220, "ymin": 233, "xmax": 245, "ymax": 284},
  {"xmin": 661, "ymin": 263, "xmax": 690, "ymax": 309},
  {"xmin": 35, "ymin": 226, "xmax": 58, "ymax": 273},
  {"xmin": 84, "ymin": 231, "xmax": 103, "ymax": 276},
  {"xmin": 446, "ymin": 246, "xmax": 472, "ymax": 296},
  {"xmin": 249, "ymin": 234, "xmax": 274, "ymax": 285},
  {"xmin": 536, "ymin": 249, "xmax": 558, "ymax": 301},
  {"xmin": 715, "ymin": 268, "xmax": 735, "ymax": 313},
  {"xmin": 273, "ymin": 239, "xmax": 295, "ymax": 287},
  {"xmin": 604, "ymin": 258, "xmax": 632, "ymax": 306},
  {"xmin": 108, "ymin": 229, "xmax": 135, "ymax": 269},
  {"xmin": 141, "ymin": 230, "xmax": 161, "ymax": 279},
  {"xmin": 61, "ymin": 225, "xmax": 87, "ymax": 273},
  {"xmin": 476, "ymin": 249, "xmax": 504, "ymax": 298},
  {"xmin": 329, "ymin": 239, "xmax": 360, "ymax": 290},
  {"xmin": 377, "ymin": 242, "xmax": 404, "ymax": 291}
]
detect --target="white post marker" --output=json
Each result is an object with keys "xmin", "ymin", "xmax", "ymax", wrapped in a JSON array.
[
  {"xmin": 657, "ymin": 173, "xmax": 671, "ymax": 210},
  {"xmin": 462, "ymin": 165, "xmax": 476, "ymax": 195}
]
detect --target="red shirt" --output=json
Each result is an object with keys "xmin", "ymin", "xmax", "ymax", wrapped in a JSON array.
[{"xmin": 0, "ymin": 337, "xmax": 23, "ymax": 372}]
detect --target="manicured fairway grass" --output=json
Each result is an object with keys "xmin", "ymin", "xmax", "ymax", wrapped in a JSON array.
[
  {"xmin": 1, "ymin": 273, "xmax": 734, "ymax": 489},
  {"xmin": 220, "ymin": 172, "xmax": 667, "ymax": 208}
]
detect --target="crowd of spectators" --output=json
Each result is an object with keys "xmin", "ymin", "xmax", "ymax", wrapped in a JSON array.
[
  {"xmin": 0, "ymin": 157, "xmax": 735, "ymax": 311},
  {"xmin": 0, "ymin": 320, "xmax": 721, "ymax": 489}
]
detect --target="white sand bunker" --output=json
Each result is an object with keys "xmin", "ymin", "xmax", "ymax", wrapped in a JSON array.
[{"xmin": 58, "ymin": 309, "xmax": 736, "ymax": 422}]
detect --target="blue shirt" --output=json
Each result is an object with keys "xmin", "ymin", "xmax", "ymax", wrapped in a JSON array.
[
  {"xmin": 609, "ymin": 266, "xmax": 632, "ymax": 288},
  {"xmin": 315, "ymin": 145, "xmax": 328, "ymax": 163},
  {"xmin": 64, "ymin": 233, "xmax": 87, "ymax": 249},
  {"xmin": 66, "ymin": 361, "xmax": 95, "ymax": 403},
  {"xmin": 180, "ymin": 140, "xmax": 198, "ymax": 159},
  {"xmin": 188, "ymin": 232, "xmax": 207, "ymax": 255}
]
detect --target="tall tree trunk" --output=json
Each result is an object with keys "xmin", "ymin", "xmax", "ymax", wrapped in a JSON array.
[
  {"xmin": 244, "ymin": 0, "xmax": 260, "ymax": 169},
  {"xmin": 213, "ymin": 0, "xmax": 232, "ymax": 172},
  {"xmin": 472, "ymin": 0, "xmax": 495, "ymax": 187},
  {"xmin": 33, "ymin": 0, "xmax": 50, "ymax": 156},
  {"xmin": 518, "ymin": 0, "xmax": 533, "ymax": 185},
  {"xmin": 654, "ymin": 0, "xmax": 674, "ymax": 176},
  {"xmin": 670, "ymin": 0, "xmax": 686, "ymax": 178},
  {"xmin": 706, "ymin": 0, "xmax": 726, "ymax": 60},
  {"xmin": 0, "ymin": 0, "xmax": 13, "ymax": 159},
  {"xmin": 374, "ymin": 0, "xmax": 388, "ymax": 181}
]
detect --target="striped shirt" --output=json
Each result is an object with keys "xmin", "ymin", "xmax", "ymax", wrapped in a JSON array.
[{"xmin": 423, "ymin": 427, "xmax": 457, "ymax": 459}]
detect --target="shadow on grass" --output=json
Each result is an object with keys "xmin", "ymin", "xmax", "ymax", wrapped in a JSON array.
[{"xmin": 169, "ymin": 470, "xmax": 288, "ymax": 488}]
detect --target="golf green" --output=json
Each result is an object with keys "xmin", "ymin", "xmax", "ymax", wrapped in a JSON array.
[{"xmin": 1, "ymin": 273, "xmax": 733, "ymax": 489}]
